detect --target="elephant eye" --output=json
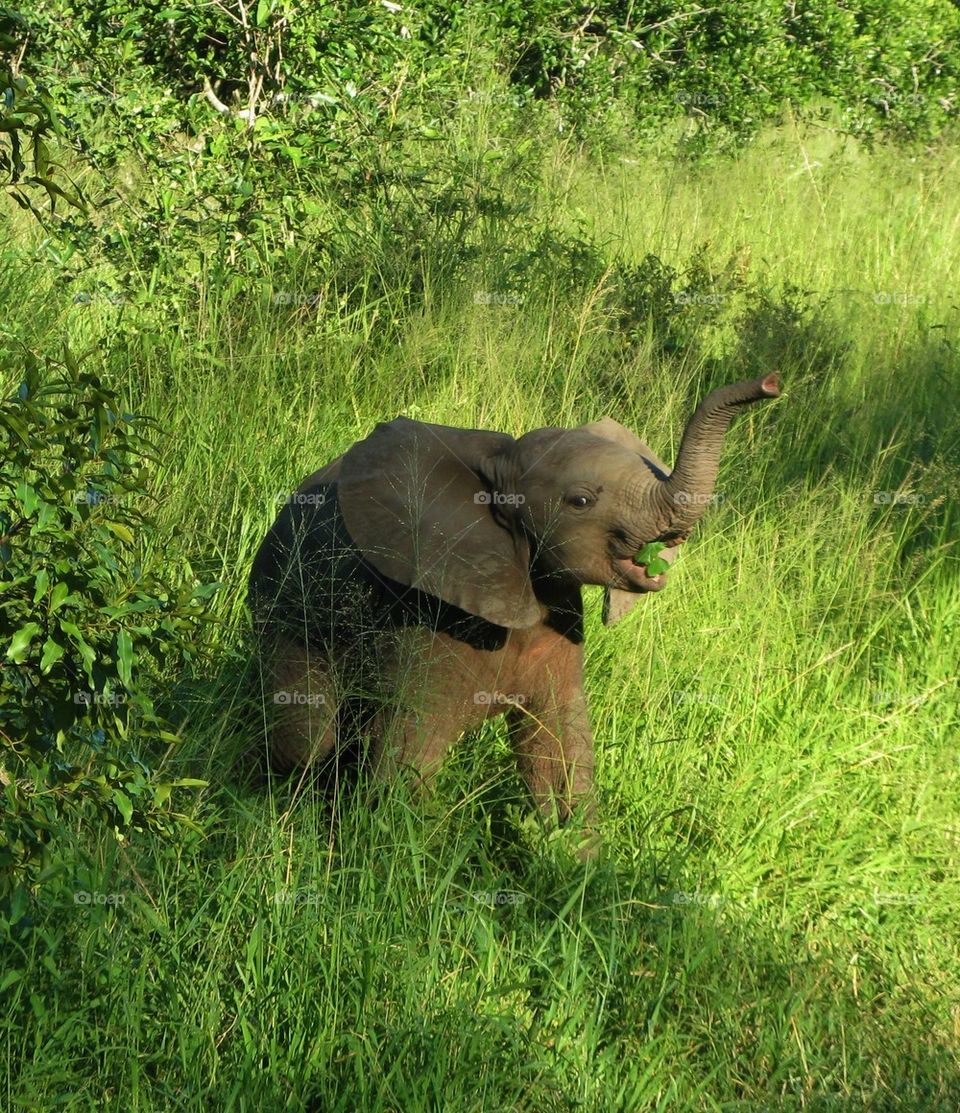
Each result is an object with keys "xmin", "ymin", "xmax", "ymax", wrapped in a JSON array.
[{"xmin": 566, "ymin": 493, "xmax": 596, "ymax": 509}]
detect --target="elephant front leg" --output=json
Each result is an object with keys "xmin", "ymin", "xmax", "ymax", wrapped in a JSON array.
[
  {"xmin": 364, "ymin": 632, "xmax": 488, "ymax": 787},
  {"xmin": 257, "ymin": 635, "xmax": 340, "ymax": 773},
  {"xmin": 506, "ymin": 695, "xmax": 599, "ymax": 859},
  {"xmin": 367, "ymin": 705, "xmax": 466, "ymax": 789}
]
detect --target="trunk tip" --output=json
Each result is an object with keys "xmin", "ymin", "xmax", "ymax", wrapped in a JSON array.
[{"xmin": 760, "ymin": 372, "xmax": 781, "ymax": 397}]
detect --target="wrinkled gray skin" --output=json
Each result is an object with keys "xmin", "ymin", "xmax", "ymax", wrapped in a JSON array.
[{"xmin": 249, "ymin": 373, "xmax": 780, "ymax": 856}]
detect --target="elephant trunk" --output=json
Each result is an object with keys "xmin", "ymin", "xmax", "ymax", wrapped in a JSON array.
[{"xmin": 655, "ymin": 372, "xmax": 780, "ymax": 534}]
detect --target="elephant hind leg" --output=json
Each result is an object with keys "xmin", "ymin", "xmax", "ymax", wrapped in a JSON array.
[{"xmin": 257, "ymin": 636, "xmax": 339, "ymax": 773}]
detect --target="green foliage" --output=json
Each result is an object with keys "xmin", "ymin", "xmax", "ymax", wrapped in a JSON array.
[
  {"xmin": 5, "ymin": 1, "xmax": 527, "ymax": 312},
  {"xmin": 16, "ymin": 0, "xmax": 960, "ymax": 180},
  {"xmin": 0, "ymin": 4, "xmax": 84, "ymax": 220},
  {"xmin": 633, "ymin": 541, "xmax": 669, "ymax": 574},
  {"xmin": 0, "ymin": 348, "xmax": 214, "ymax": 910},
  {"xmin": 2, "ymin": 0, "xmax": 954, "ymax": 316},
  {"xmin": 0, "ymin": 2, "xmax": 957, "ymax": 1105}
]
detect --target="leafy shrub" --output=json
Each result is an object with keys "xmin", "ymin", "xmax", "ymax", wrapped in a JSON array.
[
  {"xmin": 5, "ymin": 0, "xmax": 956, "ymax": 321},
  {"xmin": 0, "ymin": 348, "xmax": 216, "ymax": 917},
  {"xmin": 20, "ymin": 1, "xmax": 960, "ymax": 177},
  {"xmin": 1, "ymin": 4, "xmax": 84, "ymax": 221}
]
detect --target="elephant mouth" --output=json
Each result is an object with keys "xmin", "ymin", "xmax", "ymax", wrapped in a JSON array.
[
  {"xmin": 612, "ymin": 535, "xmax": 684, "ymax": 592},
  {"xmin": 613, "ymin": 554, "xmax": 668, "ymax": 593}
]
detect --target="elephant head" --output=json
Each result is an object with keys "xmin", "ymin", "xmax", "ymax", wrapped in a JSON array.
[{"xmin": 337, "ymin": 373, "xmax": 780, "ymax": 629}]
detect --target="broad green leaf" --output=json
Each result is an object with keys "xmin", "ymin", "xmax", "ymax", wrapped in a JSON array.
[
  {"xmin": 36, "ymin": 502, "xmax": 58, "ymax": 530},
  {"xmin": 32, "ymin": 567, "xmax": 50, "ymax": 603},
  {"xmin": 0, "ymin": 970, "xmax": 23, "ymax": 993},
  {"xmin": 6, "ymin": 622, "xmax": 41, "ymax": 662},
  {"xmin": 103, "ymin": 521, "xmax": 134, "ymax": 544},
  {"xmin": 49, "ymin": 581, "xmax": 70, "ymax": 612},
  {"xmin": 59, "ymin": 619, "xmax": 96, "ymax": 674},
  {"xmin": 15, "ymin": 480, "xmax": 39, "ymax": 515},
  {"xmin": 37, "ymin": 176, "xmax": 84, "ymax": 211},
  {"xmin": 633, "ymin": 541, "xmax": 667, "ymax": 565},
  {"xmin": 39, "ymin": 637, "xmax": 65, "ymax": 672},
  {"xmin": 112, "ymin": 789, "xmax": 133, "ymax": 825},
  {"xmin": 116, "ymin": 628, "xmax": 133, "ymax": 688},
  {"xmin": 33, "ymin": 135, "xmax": 49, "ymax": 177}
]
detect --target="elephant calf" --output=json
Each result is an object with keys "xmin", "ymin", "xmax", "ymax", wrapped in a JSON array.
[{"xmin": 249, "ymin": 374, "xmax": 780, "ymax": 850}]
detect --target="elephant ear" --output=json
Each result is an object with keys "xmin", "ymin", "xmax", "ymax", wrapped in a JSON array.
[
  {"xmin": 581, "ymin": 417, "xmax": 673, "ymax": 628},
  {"xmin": 337, "ymin": 417, "xmax": 542, "ymax": 629},
  {"xmin": 580, "ymin": 417, "xmax": 670, "ymax": 480}
]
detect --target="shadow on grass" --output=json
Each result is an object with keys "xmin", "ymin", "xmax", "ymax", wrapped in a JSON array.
[
  {"xmin": 279, "ymin": 822, "xmax": 960, "ymax": 1111},
  {"xmin": 144, "ymin": 651, "xmax": 960, "ymax": 1107},
  {"xmin": 745, "ymin": 308, "xmax": 959, "ymax": 564},
  {"xmin": 10, "ymin": 641, "xmax": 957, "ymax": 1109}
]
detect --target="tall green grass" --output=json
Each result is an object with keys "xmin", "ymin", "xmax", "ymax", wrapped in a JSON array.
[{"xmin": 2, "ymin": 125, "xmax": 958, "ymax": 1109}]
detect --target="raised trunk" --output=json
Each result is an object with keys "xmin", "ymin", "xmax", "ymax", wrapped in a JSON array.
[{"xmin": 655, "ymin": 373, "xmax": 780, "ymax": 533}]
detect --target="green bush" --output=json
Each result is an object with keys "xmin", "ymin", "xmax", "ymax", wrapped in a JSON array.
[
  {"xmin": 21, "ymin": 0, "xmax": 960, "ymax": 154},
  {"xmin": 4, "ymin": 0, "xmax": 955, "ymax": 316},
  {"xmin": 1, "ymin": 4, "xmax": 84, "ymax": 221},
  {"xmin": 0, "ymin": 348, "xmax": 216, "ymax": 917}
]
